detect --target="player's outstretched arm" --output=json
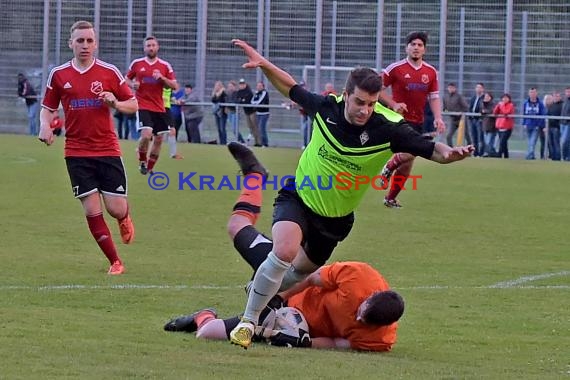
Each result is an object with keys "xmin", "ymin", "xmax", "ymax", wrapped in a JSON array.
[
  {"xmin": 430, "ymin": 142, "xmax": 474, "ymax": 164},
  {"xmin": 232, "ymin": 39, "xmax": 296, "ymax": 99}
]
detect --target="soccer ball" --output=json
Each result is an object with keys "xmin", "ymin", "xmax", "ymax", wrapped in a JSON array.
[{"xmin": 273, "ymin": 307, "xmax": 309, "ymax": 338}]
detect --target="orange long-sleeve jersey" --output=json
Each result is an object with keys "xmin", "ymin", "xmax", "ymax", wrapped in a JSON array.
[{"xmin": 288, "ymin": 261, "xmax": 398, "ymax": 351}]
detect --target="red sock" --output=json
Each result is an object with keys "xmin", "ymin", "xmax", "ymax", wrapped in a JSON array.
[
  {"xmin": 147, "ymin": 153, "xmax": 159, "ymax": 172},
  {"xmin": 231, "ymin": 173, "xmax": 263, "ymax": 224},
  {"xmin": 195, "ymin": 311, "xmax": 217, "ymax": 329},
  {"xmin": 86, "ymin": 213, "xmax": 121, "ymax": 264},
  {"xmin": 387, "ymin": 153, "xmax": 408, "ymax": 171},
  {"xmin": 386, "ymin": 160, "xmax": 413, "ymax": 200},
  {"xmin": 138, "ymin": 149, "xmax": 147, "ymax": 162}
]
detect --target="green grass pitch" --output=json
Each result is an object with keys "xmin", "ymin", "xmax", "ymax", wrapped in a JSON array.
[{"xmin": 1, "ymin": 134, "xmax": 568, "ymax": 379}]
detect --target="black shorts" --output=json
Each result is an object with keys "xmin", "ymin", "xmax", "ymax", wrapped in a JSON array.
[
  {"xmin": 408, "ymin": 122, "xmax": 435, "ymax": 140},
  {"xmin": 408, "ymin": 122, "xmax": 423, "ymax": 134},
  {"xmin": 137, "ymin": 110, "xmax": 170, "ymax": 135},
  {"xmin": 272, "ymin": 181, "xmax": 354, "ymax": 266},
  {"xmin": 65, "ymin": 156, "xmax": 128, "ymax": 198},
  {"xmin": 164, "ymin": 108, "xmax": 174, "ymax": 129}
]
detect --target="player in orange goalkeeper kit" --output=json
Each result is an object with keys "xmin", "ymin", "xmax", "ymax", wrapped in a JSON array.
[{"xmin": 163, "ymin": 143, "xmax": 403, "ymax": 351}]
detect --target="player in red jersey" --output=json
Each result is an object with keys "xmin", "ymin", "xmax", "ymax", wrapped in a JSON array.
[
  {"xmin": 378, "ymin": 31, "xmax": 446, "ymax": 208},
  {"xmin": 126, "ymin": 36, "xmax": 178, "ymax": 175},
  {"xmin": 38, "ymin": 21, "xmax": 138, "ymax": 275}
]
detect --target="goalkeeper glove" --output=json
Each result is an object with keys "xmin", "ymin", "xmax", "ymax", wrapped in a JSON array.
[{"xmin": 268, "ymin": 328, "xmax": 312, "ymax": 348}]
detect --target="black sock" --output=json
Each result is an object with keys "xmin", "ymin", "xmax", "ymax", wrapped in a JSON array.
[{"xmin": 233, "ymin": 225, "xmax": 273, "ymax": 272}]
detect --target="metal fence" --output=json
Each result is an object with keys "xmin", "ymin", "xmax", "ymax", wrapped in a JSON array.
[{"xmin": 1, "ymin": 0, "xmax": 569, "ymax": 148}]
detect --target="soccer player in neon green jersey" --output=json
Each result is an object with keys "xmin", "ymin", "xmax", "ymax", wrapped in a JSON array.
[{"xmin": 229, "ymin": 39, "xmax": 474, "ymax": 349}]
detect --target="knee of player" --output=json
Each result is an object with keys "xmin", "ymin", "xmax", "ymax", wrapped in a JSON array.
[
  {"xmin": 227, "ymin": 215, "xmax": 249, "ymax": 239},
  {"xmin": 271, "ymin": 242, "xmax": 299, "ymax": 263}
]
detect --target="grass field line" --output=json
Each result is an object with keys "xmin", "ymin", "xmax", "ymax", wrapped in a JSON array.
[
  {"xmin": 1, "ymin": 272, "xmax": 569, "ymax": 292},
  {"xmin": 487, "ymin": 270, "xmax": 570, "ymax": 288},
  {"xmin": 9, "ymin": 155, "xmax": 37, "ymax": 164}
]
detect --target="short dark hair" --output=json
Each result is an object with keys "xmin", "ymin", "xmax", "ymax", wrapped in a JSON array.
[
  {"xmin": 448, "ymin": 82, "xmax": 457, "ymax": 87},
  {"xmin": 362, "ymin": 290, "xmax": 405, "ymax": 326},
  {"xmin": 184, "ymin": 84, "xmax": 193, "ymax": 89},
  {"xmin": 344, "ymin": 67, "xmax": 382, "ymax": 95},
  {"xmin": 406, "ymin": 31, "xmax": 428, "ymax": 46},
  {"xmin": 502, "ymin": 93, "xmax": 512, "ymax": 101},
  {"xmin": 144, "ymin": 36, "xmax": 157, "ymax": 44}
]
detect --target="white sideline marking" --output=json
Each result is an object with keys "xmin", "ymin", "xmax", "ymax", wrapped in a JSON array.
[
  {"xmin": 10, "ymin": 156, "xmax": 37, "ymax": 164},
  {"xmin": 488, "ymin": 271, "xmax": 570, "ymax": 288},
  {"xmin": 1, "ymin": 271, "xmax": 568, "ymax": 292},
  {"xmin": 0, "ymin": 282, "xmax": 568, "ymax": 292}
]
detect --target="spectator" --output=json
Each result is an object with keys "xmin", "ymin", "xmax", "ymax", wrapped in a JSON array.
[
  {"xmin": 493, "ymin": 93, "xmax": 515, "ymax": 158},
  {"xmin": 17, "ymin": 73, "xmax": 39, "ymax": 135},
  {"xmin": 252, "ymin": 81, "xmax": 270, "ymax": 147},
  {"xmin": 422, "ymin": 101, "xmax": 434, "ymax": 136},
  {"xmin": 522, "ymin": 87, "xmax": 547, "ymax": 160},
  {"xmin": 211, "ymin": 80, "xmax": 228, "ymax": 145},
  {"xmin": 226, "ymin": 80, "xmax": 245, "ymax": 143},
  {"xmin": 164, "ymin": 87, "xmax": 183, "ymax": 159},
  {"xmin": 467, "ymin": 83, "xmax": 485, "ymax": 155},
  {"xmin": 237, "ymin": 78, "xmax": 261, "ymax": 146},
  {"xmin": 113, "ymin": 110, "xmax": 128, "ymax": 139},
  {"xmin": 321, "ymin": 82, "xmax": 337, "ymax": 96},
  {"xmin": 480, "ymin": 92, "xmax": 497, "ymax": 157},
  {"xmin": 182, "ymin": 84, "xmax": 203, "ymax": 143},
  {"xmin": 443, "ymin": 83, "xmax": 469, "ymax": 147},
  {"xmin": 170, "ymin": 86, "xmax": 185, "ymax": 141},
  {"xmin": 546, "ymin": 91, "xmax": 563, "ymax": 161},
  {"xmin": 561, "ymin": 87, "xmax": 570, "ymax": 161},
  {"xmin": 126, "ymin": 112, "xmax": 138, "ymax": 140}
]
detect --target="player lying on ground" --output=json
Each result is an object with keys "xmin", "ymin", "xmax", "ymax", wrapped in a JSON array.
[{"xmin": 163, "ymin": 144, "xmax": 404, "ymax": 351}]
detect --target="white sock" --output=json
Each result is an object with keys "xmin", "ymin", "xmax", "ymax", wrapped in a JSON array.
[
  {"xmin": 168, "ymin": 134, "xmax": 177, "ymax": 157},
  {"xmin": 242, "ymin": 252, "xmax": 290, "ymax": 324}
]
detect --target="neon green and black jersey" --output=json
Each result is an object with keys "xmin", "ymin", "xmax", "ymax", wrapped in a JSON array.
[
  {"xmin": 289, "ymin": 86, "xmax": 435, "ymax": 217},
  {"xmin": 162, "ymin": 87, "xmax": 172, "ymax": 109}
]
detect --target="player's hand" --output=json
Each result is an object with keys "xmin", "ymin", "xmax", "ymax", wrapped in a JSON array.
[
  {"xmin": 152, "ymin": 71, "xmax": 164, "ymax": 81},
  {"xmin": 132, "ymin": 80, "xmax": 140, "ymax": 90},
  {"xmin": 434, "ymin": 118, "xmax": 446, "ymax": 134},
  {"xmin": 232, "ymin": 39, "xmax": 265, "ymax": 69},
  {"xmin": 268, "ymin": 329, "xmax": 312, "ymax": 348},
  {"xmin": 444, "ymin": 145, "xmax": 475, "ymax": 161},
  {"xmin": 99, "ymin": 91, "xmax": 118, "ymax": 108},
  {"xmin": 391, "ymin": 102, "xmax": 407, "ymax": 114},
  {"xmin": 38, "ymin": 124, "xmax": 55, "ymax": 146}
]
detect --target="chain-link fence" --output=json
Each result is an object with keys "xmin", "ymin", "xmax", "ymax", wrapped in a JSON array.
[{"xmin": 2, "ymin": 0, "xmax": 569, "ymax": 149}]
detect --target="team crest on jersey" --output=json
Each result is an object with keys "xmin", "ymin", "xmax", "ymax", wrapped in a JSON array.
[
  {"xmin": 90, "ymin": 81, "xmax": 103, "ymax": 95},
  {"xmin": 360, "ymin": 131, "xmax": 369, "ymax": 145},
  {"xmin": 421, "ymin": 74, "xmax": 429, "ymax": 84}
]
